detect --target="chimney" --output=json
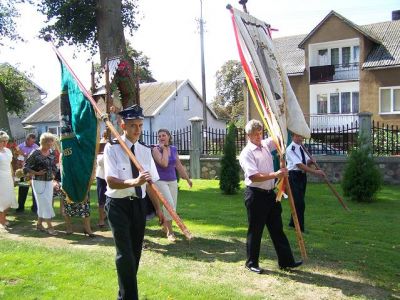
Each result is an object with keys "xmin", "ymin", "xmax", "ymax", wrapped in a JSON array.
[{"xmin": 392, "ymin": 10, "xmax": 400, "ymax": 21}]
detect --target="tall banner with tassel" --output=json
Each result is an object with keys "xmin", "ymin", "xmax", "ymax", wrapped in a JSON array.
[{"xmin": 228, "ymin": 5, "xmax": 310, "ymax": 259}]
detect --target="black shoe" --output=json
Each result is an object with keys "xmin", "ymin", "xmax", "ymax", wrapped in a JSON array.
[
  {"xmin": 245, "ymin": 264, "xmax": 264, "ymax": 274},
  {"xmin": 279, "ymin": 260, "xmax": 303, "ymax": 270}
]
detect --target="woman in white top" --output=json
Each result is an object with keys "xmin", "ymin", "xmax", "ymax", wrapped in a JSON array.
[{"xmin": 0, "ymin": 131, "xmax": 18, "ymax": 228}]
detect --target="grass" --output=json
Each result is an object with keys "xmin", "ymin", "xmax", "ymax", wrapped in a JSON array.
[{"xmin": 1, "ymin": 180, "xmax": 399, "ymax": 299}]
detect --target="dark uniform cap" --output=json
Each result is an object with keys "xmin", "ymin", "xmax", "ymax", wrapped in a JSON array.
[{"xmin": 118, "ymin": 104, "xmax": 144, "ymax": 120}]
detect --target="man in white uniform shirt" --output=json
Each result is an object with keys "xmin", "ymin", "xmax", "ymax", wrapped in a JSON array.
[
  {"xmin": 104, "ymin": 104, "xmax": 163, "ymax": 300},
  {"xmin": 286, "ymin": 132, "xmax": 325, "ymax": 233},
  {"xmin": 239, "ymin": 119, "xmax": 302, "ymax": 274}
]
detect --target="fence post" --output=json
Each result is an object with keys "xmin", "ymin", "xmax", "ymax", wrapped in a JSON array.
[
  {"xmin": 189, "ymin": 116, "xmax": 203, "ymax": 179},
  {"xmin": 358, "ymin": 111, "xmax": 372, "ymax": 147}
]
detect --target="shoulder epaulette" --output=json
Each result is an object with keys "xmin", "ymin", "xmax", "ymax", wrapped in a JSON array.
[
  {"xmin": 291, "ymin": 145, "xmax": 295, "ymax": 151},
  {"xmin": 138, "ymin": 140, "xmax": 151, "ymax": 148},
  {"xmin": 109, "ymin": 138, "xmax": 120, "ymax": 145}
]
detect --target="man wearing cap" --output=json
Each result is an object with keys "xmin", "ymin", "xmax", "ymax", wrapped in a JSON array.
[
  {"xmin": 286, "ymin": 132, "xmax": 325, "ymax": 233},
  {"xmin": 104, "ymin": 104, "xmax": 164, "ymax": 300}
]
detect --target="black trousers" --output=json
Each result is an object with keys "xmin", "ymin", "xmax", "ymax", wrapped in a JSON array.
[
  {"xmin": 244, "ymin": 186, "xmax": 295, "ymax": 268},
  {"xmin": 288, "ymin": 171, "xmax": 307, "ymax": 232},
  {"xmin": 18, "ymin": 178, "xmax": 37, "ymax": 211},
  {"xmin": 105, "ymin": 196, "xmax": 146, "ymax": 300}
]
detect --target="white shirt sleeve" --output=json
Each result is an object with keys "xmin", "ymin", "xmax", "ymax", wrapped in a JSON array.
[
  {"xmin": 104, "ymin": 143, "xmax": 118, "ymax": 179},
  {"xmin": 149, "ymin": 155, "xmax": 159, "ymax": 182},
  {"xmin": 239, "ymin": 149, "xmax": 259, "ymax": 178}
]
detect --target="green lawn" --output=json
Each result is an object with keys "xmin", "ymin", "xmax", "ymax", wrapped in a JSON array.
[{"xmin": 1, "ymin": 180, "xmax": 399, "ymax": 299}]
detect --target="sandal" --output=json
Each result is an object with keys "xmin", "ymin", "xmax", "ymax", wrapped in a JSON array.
[
  {"xmin": 36, "ymin": 224, "xmax": 46, "ymax": 232},
  {"xmin": 167, "ymin": 233, "xmax": 177, "ymax": 242}
]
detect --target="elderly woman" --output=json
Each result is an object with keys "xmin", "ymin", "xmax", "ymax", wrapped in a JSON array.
[
  {"xmin": 0, "ymin": 131, "xmax": 18, "ymax": 228},
  {"xmin": 24, "ymin": 132, "xmax": 58, "ymax": 235},
  {"xmin": 152, "ymin": 128, "xmax": 192, "ymax": 241}
]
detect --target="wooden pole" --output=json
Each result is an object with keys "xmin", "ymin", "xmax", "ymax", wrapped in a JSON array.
[
  {"xmin": 47, "ymin": 37, "xmax": 193, "ymax": 240},
  {"xmin": 301, "ymin": 145, "xmax": 350, "ymax": 211}
]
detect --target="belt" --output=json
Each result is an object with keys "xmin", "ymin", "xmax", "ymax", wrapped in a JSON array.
[
  {"xmin": 247, "ymin": 186, "xmax": 275, "ymax": 194},
  {"xmin": 107, "ymin": 196, "xmax": 141, "ymax": 201}
]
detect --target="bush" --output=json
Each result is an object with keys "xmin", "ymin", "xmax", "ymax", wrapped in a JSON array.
[
  {"xmin": 219, "ymin": 123, "xmax": 240, "ymax": 194},
  {"xmin": 341, "ymin": 135, "xmax": 382, "ymax": 202}
]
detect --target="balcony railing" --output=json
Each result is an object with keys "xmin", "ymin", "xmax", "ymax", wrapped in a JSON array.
[
  {"xmin": 310, "ymin": 63, "xmax": 359, "ymax": 83},
  {"xmin": 308, "ymin": 114, "xmax": 359, "ymax": 131}
]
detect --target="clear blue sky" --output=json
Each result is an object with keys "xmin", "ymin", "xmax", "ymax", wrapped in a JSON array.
[{"xmin": 1, "ymin": 0, "xmax": 399, "ymax": 103}]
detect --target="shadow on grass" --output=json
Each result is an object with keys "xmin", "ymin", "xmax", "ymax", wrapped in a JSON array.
[
  {"xmin": 144, "ymin": 227, "xmax": 245, "ymax": 263},
  {"xmin": 261, "ymin": 268, "xmax": 392, "ymax": 299},
  {"xmin": 5, "ymin": 211, "xmax": 115, "ymax": 247}
]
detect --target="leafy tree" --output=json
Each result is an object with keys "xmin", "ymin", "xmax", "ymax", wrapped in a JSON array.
[
  {"xmin": 211, "ymin": 60, "xmax": 245, "ymax": 127},
  {"xmin": 219, "ymin": 123, "xmax": 240, "ymax": 194},
  {"xmin": 0, "ymin": 0, "xmax": 31, "ymax": 43},
  {"xmin": 126, "ymin": 43, "xmax": 155, "ymax": 83},
  {"xmin": 36, "ymin": 0, "xmax": 140, "ymax": 107},
  {"xmin": 0, "ymin": 64, "xmax": 32, "ymax": 136},
  {"xmin": 341, "ymin": 134, "xmax": 382, "ymax": 202}
]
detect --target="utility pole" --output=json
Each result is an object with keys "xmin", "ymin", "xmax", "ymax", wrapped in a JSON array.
[{"xmin": 199, "ymin": 0, "xmax": 207, "ymax": 128}]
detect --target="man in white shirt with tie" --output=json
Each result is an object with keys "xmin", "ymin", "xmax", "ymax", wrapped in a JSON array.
[
  {"xmin": 104, "ymin": 104, "xmax": 163, "ymax": 300},
  {"xmin": 286, "ymin": 132, "xmax": 325, "ymax": 233}
]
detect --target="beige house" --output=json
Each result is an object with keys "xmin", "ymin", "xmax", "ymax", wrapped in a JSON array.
[{"xmin": 247, "ymin": 10, "xmax": 400, "ymax": 130}]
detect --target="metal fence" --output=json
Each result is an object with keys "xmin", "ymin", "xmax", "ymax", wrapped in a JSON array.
[
  {"xmin": 305, "ymin": 122, "xmax": 359, "ymax": 155},
  {"xmin": 141, "ymin": 120, "xmax": 400, "ymax": 156},
  {"xmin": 141, "ymin": 126, "xmax": 192, "ymax": 155},
  {"xmin": 372, "ymin": 121, "xmax": 400, "ymax": 156}
]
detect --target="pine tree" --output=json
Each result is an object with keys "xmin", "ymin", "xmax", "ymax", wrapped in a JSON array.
[
  {"xmin": 341, "ymin": 134, "xmax": 382, "ymax": 202},
  {"xmin": 220, "ymin": 123, "xmax": 240, "ymax": 194}
]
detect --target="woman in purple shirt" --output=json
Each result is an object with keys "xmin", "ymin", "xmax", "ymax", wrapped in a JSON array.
[{"xmin": 152, "ymin": 129, "xmax": 192, "ymax": 241}]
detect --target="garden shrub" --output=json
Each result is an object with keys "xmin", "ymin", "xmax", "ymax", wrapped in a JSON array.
[
  {"xmin": 341, "ymin": 135, "xmax": 382, "ymax": 202},
  {"xmin": 219, "ymin": 123, "xmax": 240, "ymax": 194}
]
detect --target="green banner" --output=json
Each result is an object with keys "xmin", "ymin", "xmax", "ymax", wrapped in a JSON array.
[{"xmin": 59, "ymin": 60, "xmax": 98, "ymax": 203}]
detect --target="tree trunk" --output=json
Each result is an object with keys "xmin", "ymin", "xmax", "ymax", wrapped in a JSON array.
[
  {"xmin": 96, "ymin": 0, "xmax": 135, "ymax": 108},
  {"xmin": 0, "ymin": 85, "xmax": 12, "ymax": 137},
  {"xmin": 96, "ymin": 0, "xmax": 128, "ymax": 65}
]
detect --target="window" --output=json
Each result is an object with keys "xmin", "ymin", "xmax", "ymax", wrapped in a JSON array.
[
  {"xmin": 341, "ymin": 92, "xmax": 351, "ymax": 114},
  {"xmin": 330, "ymin": 93, "xmax": 339, "ymax": 114},
  {"xmin": 47, "ymin": 126, "xmax": 59, "ymax": 135},
  {"xmin": 394, "ymin": 89, "xmax": 400, "ymax": 112},
  {"xmin": 342, "ymin": 47, "xmax": 351, "ymax": 67},
  {"xmin": 183, "ymin": 96, "xmax": 189, "ymax": 110},
  {"xmin": 318, "ymin": 49, "xmax": 329, "ymax": 65},
  {"xmin": 380, "ymin": 87, "xmax": 400, "ymax": 114},
  {"xmin": 331, "ymin": 48, "xmax": 339, "ymax": 66},
  {"xmin": 353, "ymin": 46, "xmax": 360, "ymax": 65},
  {"xmin": 352, "ymin": 92, "xmax": 359, "ymax": 113},
  {"xmin": 317, "ymin": 94, "xmax": 327, "ymax": 114}
]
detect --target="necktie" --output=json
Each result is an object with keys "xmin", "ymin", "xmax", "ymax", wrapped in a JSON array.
[
  {"xmin": 299, "ymin": 146, "xmax": 306, "ymax": 165},
  {"xmin": 130, "ymin": 144, "xmax": 143, "ymax": 199}
]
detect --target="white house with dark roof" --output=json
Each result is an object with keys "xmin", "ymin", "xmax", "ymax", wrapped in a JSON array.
[
  {"xmin": 247, "ymin": 10, "xmax": 400, "ymax": 129},
  {"xmin": 22, "ymin": 79, "xmax": 226, "ymax": 137}
]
